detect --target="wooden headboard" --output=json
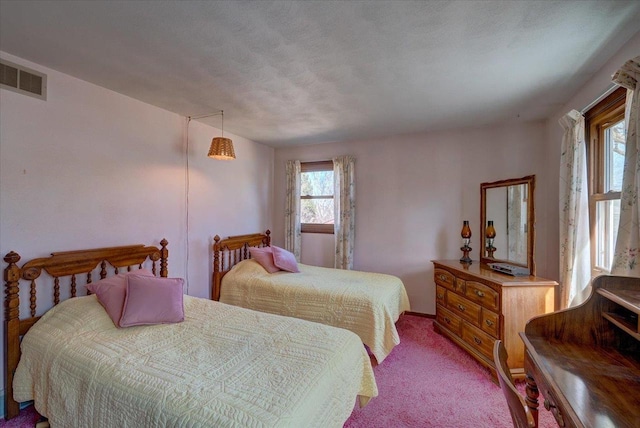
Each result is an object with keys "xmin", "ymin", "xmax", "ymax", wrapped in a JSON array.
[
  {"xmin": 3, "ymin": 240, "xmax": 168, "ymax": 420},
  {"xmin": 212, "ymin": 230, "xmax": 271, "ymax": 301}
]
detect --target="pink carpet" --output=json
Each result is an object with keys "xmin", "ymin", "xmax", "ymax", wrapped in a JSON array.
[
  {"xmin": 0, "ymin": 408, "xmax": 41, "ymax": 428},
  {"xmin": 1, "ymin": 315, "xmax": 556, "ymax": 427},
  {"xmin": 345, "ymin": 315, "xmax": 556, "ymax": 427}
]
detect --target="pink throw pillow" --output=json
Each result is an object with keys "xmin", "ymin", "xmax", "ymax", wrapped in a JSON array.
[
  {"xmin": 87, "ymin": 269, "xmax": 153, "ymax": 327},
  {"xmin": 272, "ymin": 246, "xmax": 300, "ymax": 273},
  {"xmin": 249, "ymin": 246, "xmax": 281, "ymax": 273},
  {"xmin": 119, "ymin": 274, "xmax": 185, "ymax": 327}
]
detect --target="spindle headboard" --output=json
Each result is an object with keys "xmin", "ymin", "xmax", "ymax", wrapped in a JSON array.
[
  {"xmin": 212, "ymin": 230, "xmax": 270, "ymax": 301},
  {"xmin": 3, "ymin": 239, "xmax": 168, "ymax": 420}
]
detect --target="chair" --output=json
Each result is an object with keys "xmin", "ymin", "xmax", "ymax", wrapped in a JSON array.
[{"xmin": 493, "ymin": 340, "xmax": 536, "ymax": 428}]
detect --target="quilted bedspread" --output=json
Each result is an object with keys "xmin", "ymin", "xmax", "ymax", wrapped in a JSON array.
[
  {"xmin": 14, "ymin": 295, "xmax": 377, "ymax": 427},
  {"xmin": 220, "ymin": 260, "xmax": 411, "ymax": 363}
]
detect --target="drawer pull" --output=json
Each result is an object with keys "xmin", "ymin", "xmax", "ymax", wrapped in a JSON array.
[
  {"xmin": 485, "ymin": 319, "xmax": 494, "ymax": 327},
  {"xmin": 439, "ymin": 275, "xmax": 447, "ymax": 282},
  {"xmin": 543, "ymin": 399, "xmax": 555, "ymax": 411},
  {"xmin": 475, "ymin": 290, "xmax": 485, "ymax": 298},
  {"xmin": 437, "ymin": 293, "xmax": 444, "ymax": 299},
  {"xmin": 544, "ymin": 399, "xmax": 565, "ymax": 427},
  {"xmin": 473, "ymin": 336, "xmax": 482, "ymax": 345},
  {"xmin": 457, "ymin": 304, "xmax": 466, "ymax": 312},
  {"xmin": 444, "ymin": 317, "xmax": 452, "ymax": 324}
]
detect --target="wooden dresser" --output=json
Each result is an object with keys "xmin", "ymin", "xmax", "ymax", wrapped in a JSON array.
[{"xmin": 432, "ymin": 260, "xmax": 557, "ymax": 378}]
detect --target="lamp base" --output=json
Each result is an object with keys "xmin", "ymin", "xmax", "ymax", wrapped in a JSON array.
[
  {"xmin": 487, "ymin": 246, "xmax": 496, "ymax": 259},
  {"xmin": 460, "ymin": 245, "xmax": 472, "ymax": 264}
]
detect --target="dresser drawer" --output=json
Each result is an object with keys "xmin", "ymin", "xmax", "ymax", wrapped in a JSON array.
[
  {"xmin": 481, "ymin": 309, "xmax": 499, "ymax": 337},
  {"xmin": 447, "ymin": 292, "xmax": 481, "ymax": 326},
  {"xmin": 436, "ymin": 304, "xmax": 462, "ymax": 335},
  {"xmin": 434, "ymin": 268, "xmax": 457, "ymax": 292},
  {"xmin": 433, "ymin": 260, "xmax": 557, "ymax": 379},
  {"xmin": 464, "ymin": 280, "xmax": 499, "ymax": 311},
  {"xmin": 436, "ymin": 285, "xmax": 446, "ymax": 306},
  {"xmin": 461, "ymin": 322, "xmax": 495, "ymax": 361}
]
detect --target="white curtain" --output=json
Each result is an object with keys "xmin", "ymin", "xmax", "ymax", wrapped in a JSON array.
[
  {"xmin": 333, "ymin": 156, "xmax": 355, "ymax": 269},
  {"xmin": 559, "ymin": 109, "xmax": 592, "ymax": 307},
  {"xmin": 284, "ymin": 160, "xmax": 301, "ymax": 261},
  {"xmin": 611, "ymin": 56, "xmax": 640, "ymax": 276}
]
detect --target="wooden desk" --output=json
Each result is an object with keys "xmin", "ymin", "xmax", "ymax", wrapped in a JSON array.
[{"xmin": 520, "ymin": 275, "xmax": 640, "ymax": 428}]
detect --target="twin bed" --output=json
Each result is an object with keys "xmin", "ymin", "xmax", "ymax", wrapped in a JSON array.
[
  {"xmin": 212, "ymin": 230, "xmax": 411, "ymax": 363},
  {"xmin": 4, "ymin": 240, "xmax": 377, "ymax": 426}
]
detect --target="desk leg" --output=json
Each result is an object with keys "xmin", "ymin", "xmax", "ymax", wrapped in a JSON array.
[{"xmin": 525, "ymin": 374, "xmax": 539, "ymax": 427}]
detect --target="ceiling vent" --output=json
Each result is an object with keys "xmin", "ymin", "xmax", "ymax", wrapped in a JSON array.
[{"xmin": 1, "ymin": 58, "xmax": 47, "ymax": 100}]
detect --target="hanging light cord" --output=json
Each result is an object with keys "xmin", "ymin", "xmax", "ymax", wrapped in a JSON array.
[
  {"xmin": 191, "ymin": 110, "xmax": 223, "ymax": 121},
  {"xmin": 185, "ymin": 116, "xmax": 191, "ymax": 293},
  {"xmin": 184, "ymin": 109, "xmax": 225, "ymax": 294},
  {"xmin": 184, "ymin": 110, "xmax": 223, "ymax": 294}
]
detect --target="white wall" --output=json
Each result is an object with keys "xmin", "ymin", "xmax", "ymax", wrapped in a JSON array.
[
  {"xmin": 273, "ymin": 121, "xmax": 550, "ymax": 315},
  {"xmin": 0, "ymin": 52, "xmax": 273, "ymax": 400},
  {"xmin": 300, "ymin": 233, "xmax": 334, "ymax": 265}
]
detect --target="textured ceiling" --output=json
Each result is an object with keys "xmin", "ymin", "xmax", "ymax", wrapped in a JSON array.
[{"xmin": 1, "ymin": 1, "xmax": 639, "ymax": 147}]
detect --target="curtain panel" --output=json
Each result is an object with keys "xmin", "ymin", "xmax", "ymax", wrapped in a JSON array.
[
  {"xmin": 611, "ymin": 56, "xmax": 640, "ymax": 276},
  {"xmin": 506, "ymin": 185, "xmax": 527, "ymax": 263},
  {"xmin": 559, "ymin": 110, "xmax": 592, "ymax": 307},
  {"xmin": 333, "ymin": 156, "xmax": 356, "ymax": 270},
  {"xmin": 284, "ymin": 160, "xmax": 302, "ymax": 261}
]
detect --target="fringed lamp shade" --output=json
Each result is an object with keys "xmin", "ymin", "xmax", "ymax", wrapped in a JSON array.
[{"xmin": 208, "ymin": 137, "xmax": 235, "ymax": 160}]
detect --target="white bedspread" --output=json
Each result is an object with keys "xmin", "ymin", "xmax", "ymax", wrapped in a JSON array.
[
  {"xmin": 220, "ymin": 260, "xmax": 411, "ymax": 363},
  {"xmin": 14, "ymin": 295, "xmax": 377, "ymax": 427}
]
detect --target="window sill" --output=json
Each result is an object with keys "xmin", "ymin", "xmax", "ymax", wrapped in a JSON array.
[{"xmin": 301, "ymin": 224, "xmax": 334, "ymax": 234}]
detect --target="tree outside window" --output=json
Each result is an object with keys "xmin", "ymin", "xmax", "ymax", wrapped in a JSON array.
[{"xmin": 301, "ymin": 161, "xmax": 334, "ymax": 233}]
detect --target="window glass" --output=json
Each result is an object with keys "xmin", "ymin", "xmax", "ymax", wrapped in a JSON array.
[
  {"xmin": 594, "ymin": 199, "xmax": 620, "ymax": 270},
  {"xmin": 604, "ymin": 120, "xmax": 625, "ymax": 193},
  {"xmin": 300, "ymin": 161, "xmax": 334, "ymax": 233},
  {"xmin": 301, "ymin": 170, "xmax": 334, "ymax": 224}
]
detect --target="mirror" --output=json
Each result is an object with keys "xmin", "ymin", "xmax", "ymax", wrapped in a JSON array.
[{"xmin": 480, "ymin": 175, "xmax": 535, "ymax": 275}]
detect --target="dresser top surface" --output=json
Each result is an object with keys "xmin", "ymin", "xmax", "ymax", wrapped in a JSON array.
[{"xmin": 432, "ymin": 260, "xmax": 558, "ymax": 286}]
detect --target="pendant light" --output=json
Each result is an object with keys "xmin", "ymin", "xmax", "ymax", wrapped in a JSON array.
[{"xmin": 207, "ymin": 110, "xmax": 235, "ymax": 160}]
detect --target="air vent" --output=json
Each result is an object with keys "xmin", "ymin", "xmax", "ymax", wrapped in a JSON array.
[{"xmin": 0, "ymin": 58, "xmax": 47, "ymax": 100}]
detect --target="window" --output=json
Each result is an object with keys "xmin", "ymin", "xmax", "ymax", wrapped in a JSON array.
[
  {"xmin": 301, "ymin": 161, "xmax": 334, "ymax": 233},
  {"xmin": 585, "ymin": 87, "xmax": 626, "ymax": 274}
]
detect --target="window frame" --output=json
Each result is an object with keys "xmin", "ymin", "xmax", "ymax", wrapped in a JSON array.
[
  {"xmin": 585, "ymin": 86, "xmax": 626, "ymax": 275},
  {"xmin": 300, "ymin": 160, "xmax": 334, "ymax": 234}
]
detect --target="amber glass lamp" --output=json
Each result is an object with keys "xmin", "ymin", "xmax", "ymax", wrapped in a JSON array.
[
  {"xmin": 460, "ymin": 220, "xmax": 472, "ymax": 263},
  {"xmin": 485, "ymin": 220, "xmax": 497, "ymax": 258}
]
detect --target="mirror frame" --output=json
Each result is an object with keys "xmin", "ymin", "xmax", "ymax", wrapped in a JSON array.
[{"xmin": 480, "ymin": 175, "xmax": 535, "ymax": 275}]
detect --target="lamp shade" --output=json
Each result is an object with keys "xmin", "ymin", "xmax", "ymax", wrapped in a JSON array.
[
  {"xmin": 485, "ymin": 220, "xmax": 496, "ymax": 238},
  {"xmin": 461, "ymin": 220, "xmax": 471, "ymax": 238},
  {"xmin": 208, "ymin": 137, "xmax": 235, "ymax": 160}
]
